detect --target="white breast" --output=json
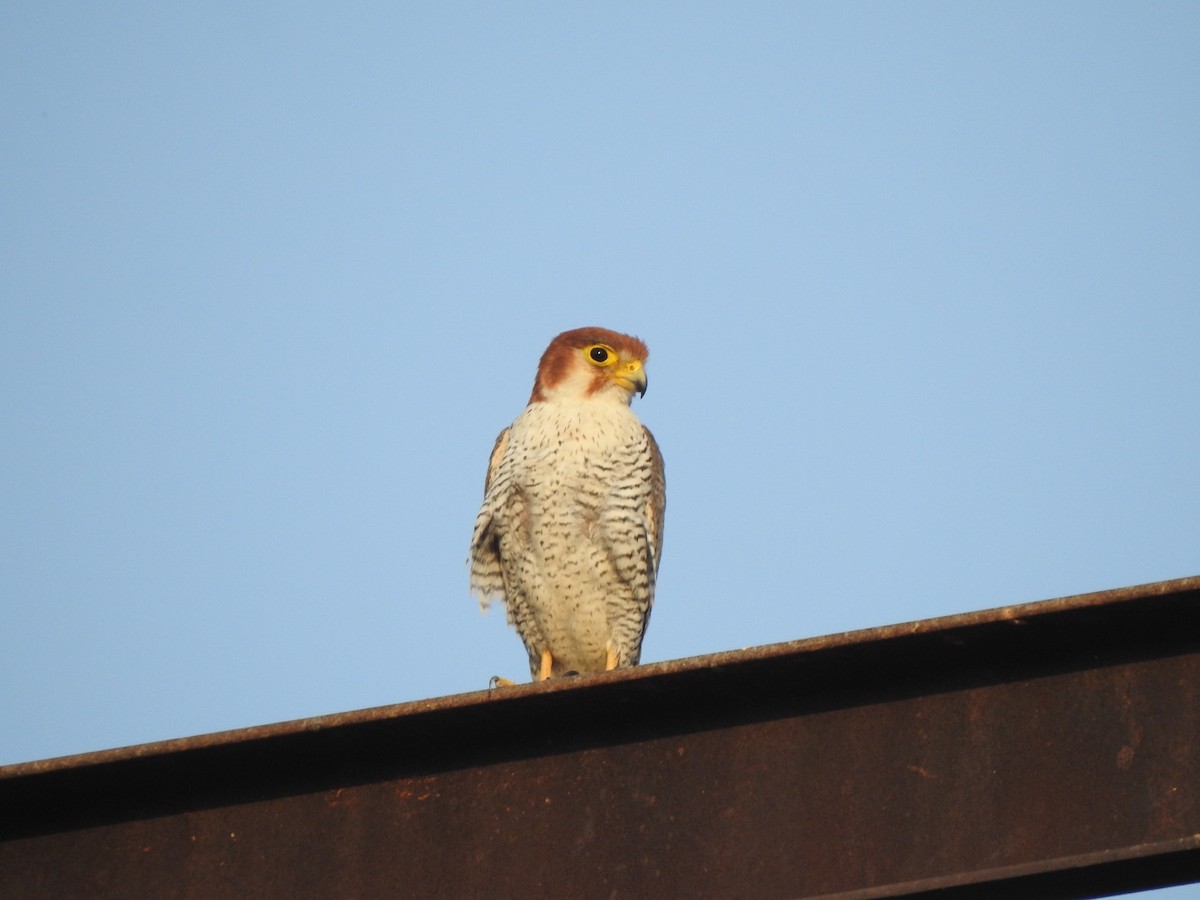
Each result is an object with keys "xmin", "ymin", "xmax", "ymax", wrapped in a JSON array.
[{"xmin": 486, "ymin": 399, "xmax": 654, "ymax": 673}]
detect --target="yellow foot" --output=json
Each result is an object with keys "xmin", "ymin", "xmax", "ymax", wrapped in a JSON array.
[
  {"xmin": 605, "ymin": 641, "xmax": 619, "ymax": 671},
  {"xmin": 536, "ymin": 648, "xmax": 554, "ymax": 681},
  {"xmin": 489, "ymin": 675, "xmax": 516, "ymax": 689}
]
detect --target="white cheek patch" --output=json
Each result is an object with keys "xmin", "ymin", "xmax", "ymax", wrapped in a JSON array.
[{"xmin": 542, "ymin": 365, "xmax": 599, "ymax": 401}]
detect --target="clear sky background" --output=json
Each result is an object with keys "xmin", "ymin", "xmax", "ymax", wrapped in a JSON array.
[{"xmin": 2, "ymin": 4, "xmax": 1197, "ymax": 876}]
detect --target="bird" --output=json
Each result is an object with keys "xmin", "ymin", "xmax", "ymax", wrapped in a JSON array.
[{"xmin": 469, "ymin": 327, "xmax": 665, "ymax": 682}]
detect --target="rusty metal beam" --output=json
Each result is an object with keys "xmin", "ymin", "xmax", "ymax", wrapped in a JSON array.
[{"xmin": 2, "ymin": 576, "xmax": 1199, "ymax": 899}]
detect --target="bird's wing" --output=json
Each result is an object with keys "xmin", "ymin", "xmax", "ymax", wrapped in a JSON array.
[
  {"xmin": 482, "ymin": 426, "xmax": 510, "ymax": 496},
  {"xmin": 469, "ymin": 426, "xmax": 511, "ymax": 607},
  {"xmin": 642, "ymin": 425, "xmax": 666, "ymax": 578}
]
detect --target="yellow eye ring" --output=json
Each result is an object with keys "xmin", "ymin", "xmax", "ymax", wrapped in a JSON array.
[{"xmin": 585, "ymin": 344, "xmax": 617, "ymax": 366}]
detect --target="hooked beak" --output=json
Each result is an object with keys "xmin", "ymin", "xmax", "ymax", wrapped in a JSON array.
[{"xmin": 615, "ymin": 359, "xmax": 648, "ymax": 397}]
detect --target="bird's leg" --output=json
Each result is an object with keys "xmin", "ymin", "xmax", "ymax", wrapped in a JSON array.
[
  {"xmin": 536, "ymin": 649, "xmax": 554, "ymax": 681},
  {"xmin": 605, "ymin": 640, "xmax": 618, "ymax": 671},
  {"xmin": 489, "ymin": 675, "xmax": 516, "ymax": 689}
]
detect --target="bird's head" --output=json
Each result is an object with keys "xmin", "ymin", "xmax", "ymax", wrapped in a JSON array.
[{"xmin": 529, "ymin": 327, "xmax": 650, "ymax": 405}]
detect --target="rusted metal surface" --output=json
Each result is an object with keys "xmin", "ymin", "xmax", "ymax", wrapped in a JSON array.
[{"xmin": 2, "ymin": 576, "xmax": 1199, "ymax": 899}]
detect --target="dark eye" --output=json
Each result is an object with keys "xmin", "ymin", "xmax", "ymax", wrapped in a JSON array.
[{"xmin": 589, "ymin": 346, "xmax": 609, "ymax": 363}]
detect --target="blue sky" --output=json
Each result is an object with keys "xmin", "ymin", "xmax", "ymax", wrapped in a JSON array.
[{"xmin": 2, "ymin": 5, "xmax": 1197, "ymax": 865}]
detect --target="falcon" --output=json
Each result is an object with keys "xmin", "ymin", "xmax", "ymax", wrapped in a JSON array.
[{"xmin": 469, "ymin": 327, "xmax": 665, "ymax": 681}]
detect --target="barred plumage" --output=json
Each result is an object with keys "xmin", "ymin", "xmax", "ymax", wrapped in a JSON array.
[{"xmin": 469, "ymin": 328, "xmax": 665, "ymax": 681}]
